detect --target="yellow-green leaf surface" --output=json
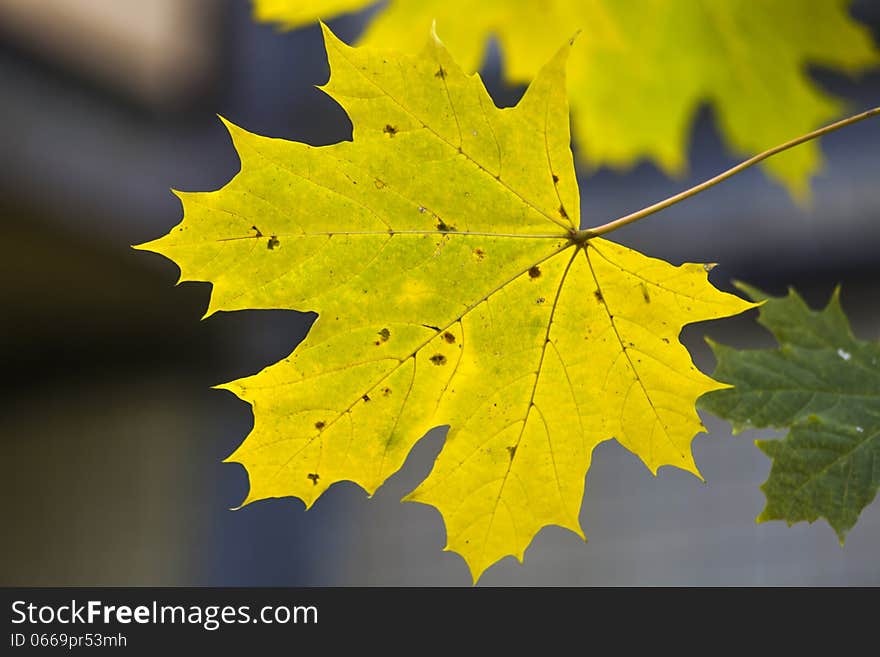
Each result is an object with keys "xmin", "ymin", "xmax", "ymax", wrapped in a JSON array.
[
  {"xmin": 255, "ymin": 0, "xmax": 879, "ymax": 197},
  {"xmin": 138, "ymin": 27, "xmax": 754, "ymax": 581}
]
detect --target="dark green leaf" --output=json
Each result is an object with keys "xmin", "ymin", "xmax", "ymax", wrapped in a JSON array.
[{"xmin": 699, "ymin": 284, "xmax": 880, "ymax": 541}]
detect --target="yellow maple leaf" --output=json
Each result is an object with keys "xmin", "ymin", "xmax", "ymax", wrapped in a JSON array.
[
  {"xmin": 254, "ymin": 0, "xmax": 879, "ymax": 198},
  {"xmin": 137, "ymin": 26, "xmax": 754, "ymax": 581}
]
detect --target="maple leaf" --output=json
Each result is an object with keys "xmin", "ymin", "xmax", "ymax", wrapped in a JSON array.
[
  {"xmin": 254, "ymin": 0, "xmax": 879, "ymax": 197},
  {"xmin": 700, "ymin": 285, "xmax": 880, "ymax": 542},
  {"xmin": 137, "ymin": 26, "xmax": 753, "ymax": 581}
]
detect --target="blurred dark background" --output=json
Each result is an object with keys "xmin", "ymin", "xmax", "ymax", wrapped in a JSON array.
[{"xmin": 1, "ymin": 0, "xmax": 878, "ymax": 586}]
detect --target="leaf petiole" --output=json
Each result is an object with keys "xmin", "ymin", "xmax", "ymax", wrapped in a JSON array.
[{"xmin": 581, "ymin": 106, "xmax": 880, "ymax": 239}]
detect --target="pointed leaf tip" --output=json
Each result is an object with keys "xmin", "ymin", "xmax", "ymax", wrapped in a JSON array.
[
  {"xmin": 732, "ymin": 280, "xmax": 769, "ymax": 303},
  {"xmin": 319, "ymin": 21, "xmax": 349, "ymax": 52}
]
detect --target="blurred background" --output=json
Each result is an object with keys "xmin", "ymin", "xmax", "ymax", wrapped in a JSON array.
[{"xmin": 1, "ymin": 0, "xmax": 878, "ymax": 586}]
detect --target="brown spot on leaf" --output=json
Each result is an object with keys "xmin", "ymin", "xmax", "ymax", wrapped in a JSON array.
[
  {"xmin": 267, "ymin": 235, "xmax": 280, "ymax": 249},
  {"xmin": 558, "ymin": 205, "xmax": 568, "ymax": 219},
  {"xmin": 435, "ymin": 66, "xmax": 446, "ymax": 79},
  {"xmin": 383, "ymin": 124, "xmax": 398, "ymax": 137},
  {"xmin": 662, "ymin": 337, "xmax": 670, "ymax": 344},
  {"xmin": 307, "ymin": 473, "xmax": 320, "ymax": 485},
  {"xmin": 506, "ymin": 445, "xmax": 517, "ymax": 460},
  {"xmin": 640, "ymin": 282, "xmax": 650, "ymax": 303},
  {"xmin": 251, "ymin": 225, "xmax": 263, "ymax": 237},
  {"xmin": 536, "ymin": 297, "xmax": 545, "ymax": 304},
  {"xmin": 314, "ymin": 421, "xmax": 325, "ymax": 430},
  {"xmin": 378, "ymin": 328, "xmax": 390, "ymax": 342},
  {"xmin": 430, "ymin": 354, "xmax": 447, "ymax": 366},
  {"xmin": 473, "ymin": 247, "xmax": 485, "ymax": 260},
  {"xmin": 442, "ymin": 331, "xmax": 456, "ymax": 344},
  {"xmin": 528, "ymin": 265, "xmax": 541, "ymax": 279},
  {"xmin": 381, "ymin": 387, "xmax": 392, "ymax": 396},
  {"xmin": 552, "ymin": 174, "xmax": 559, "ymax": 184},
  {"xmin": 374, "ymin": 178, "xmax": 386, "ymax": 189},
  {"xmin": 362, "ymin": 394, "xmax": 371, "ymax": 402},
  {"xmin": 436, "ymin": 220, "xmax": 457, "ymax": 232},
  {"xmin": 594, "ymin": 290, "xmax": 603, "ymax": 302}
]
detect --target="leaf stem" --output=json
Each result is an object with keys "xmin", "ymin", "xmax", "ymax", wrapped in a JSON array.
[{"xmin": 580, "ymin": 106, "xmax": 880, "ymax": 239}]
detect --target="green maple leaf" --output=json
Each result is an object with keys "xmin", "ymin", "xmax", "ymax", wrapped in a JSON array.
[
  {"xmin": 254, "ymin": 0, "xmax": 879, "ymax": 197},
  {"xmin": 700, "ymin": 285, "xmax": 880, "ymax": 542},
  {"xmin": 137, "ymin": 26, "xmax": 753, "ymax": 581}
]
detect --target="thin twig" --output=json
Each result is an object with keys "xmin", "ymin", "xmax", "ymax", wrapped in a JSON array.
[{"xmin": 580, "ymin": 106, "xmax": 880, "ymax": 239}]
